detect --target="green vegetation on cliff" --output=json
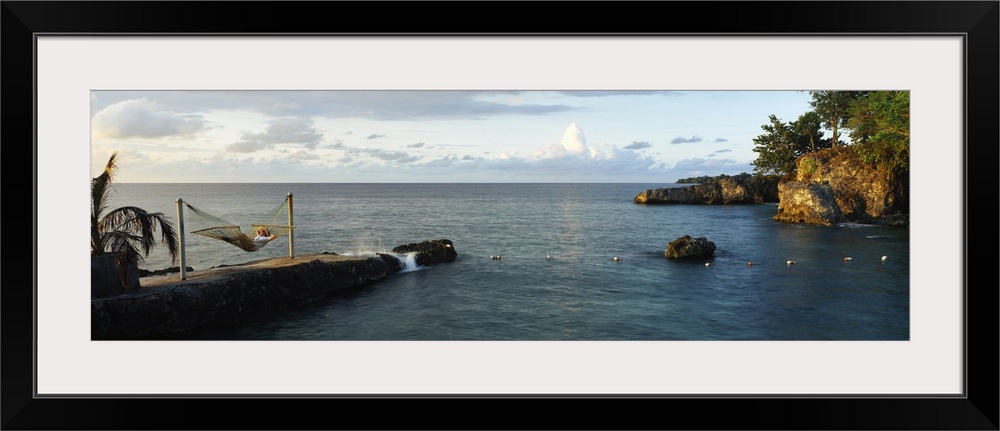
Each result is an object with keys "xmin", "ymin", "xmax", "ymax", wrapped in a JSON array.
[
  {"xmin": 846, "ymin": 91, "xmax": 910, "ymax": 178},
  {"xmin": 751, "ymin": 91, "xmax": 910, "ymax": 180},
  {"xmin": 676, "ymin": 172, "xmax": 752, "ymax": 184},
  {"xmin": 673, "ymin": 91, "xmax": 908, "ymax": 192}
]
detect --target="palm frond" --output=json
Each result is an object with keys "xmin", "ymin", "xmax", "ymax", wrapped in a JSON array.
[
  {"xmin": 104, "ymin": 231, "xmax": 146, "ymax": 263},
  {"xmin": 91, "ymin": 151, "xmax": 119, "ymax": 255},
  {"xmin": 100, "ymin": 206, "xmax": 179, "ymax": 264},
  {"xmin": 91, "ymin": 150, "xmax": 181, "ymax": 292},
  {"xmin": 91, "ymin": 151, "xmax": 118, "ymax": 217}
]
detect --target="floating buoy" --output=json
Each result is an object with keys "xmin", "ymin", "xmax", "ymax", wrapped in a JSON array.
[
  {"xmin": 545, "ymin": 255, "xmax": 551, "ymax": 260},
  {"xmin": 844, "ymin": 257, "xmax": 852, "ymax": 262},
  {"xmin": 705, "ymin": 262, "xmax": 711, "ymax": 267},
  {"xmin": 747, "ymin": 261, "xmax": 752, "ymax": 266},
  {"xmin": 613, "ymin": 256, "xmax": 620, "ymax": 262},
  {"xmin": 787, "ymin": 260, "xmax": 796, "ymax": 265},
  {"xmin": 881, "ymin": 256, "xmax": 887, "ymax": 262}
]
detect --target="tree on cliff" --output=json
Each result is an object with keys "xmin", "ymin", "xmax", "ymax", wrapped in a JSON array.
[
  {"xmin": 751, "ymin": 113, "xmax": 828, "ymax": 178},
  {"xmin": 792, "ymin": 110, "xmax": 829, "ymax": 153},
  {"xmin": 809, "ymin": 91, "xmax": 864, "ymax": 148},
  {"xmin": 847, "ymin": 90, "xmax": 910, "ymax": 177},
  {"xmin": 751, "ymin": 115, "xmax": 797, "ymax": 177},
  {"xmin": 92, "ymin": 151, "xmax": 179, "ymax": 292}
]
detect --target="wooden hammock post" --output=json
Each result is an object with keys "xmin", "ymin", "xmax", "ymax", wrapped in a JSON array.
[
  {"xmin": 287, "ymin": 192, "xmax": 294, "ymax": 259},
  {"xmin": 176, "ymin": 198, "xmax": 187, "ymax": 280}
]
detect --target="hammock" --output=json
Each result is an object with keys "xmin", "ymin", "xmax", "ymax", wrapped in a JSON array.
[{"xmin": 184, "ymin": 199, "xmax": 294, "ymax": 252}]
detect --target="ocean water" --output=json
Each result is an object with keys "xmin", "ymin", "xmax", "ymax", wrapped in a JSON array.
[{"xmin": 109, "ymin": 183, "xmax": 910, "ymax": 341}]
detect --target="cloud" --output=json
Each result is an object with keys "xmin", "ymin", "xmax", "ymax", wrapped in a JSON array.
[
  {"xmin": 93, "ymin": 90, "xmax": 582, "ymax": 123},
  {"xmin": 287, "ymin": 150, "xmax": 321, "ymax": 160},
  {"xmin": 555, "ymin": 91, "xmax": 681, "ymax": 98},
  {"xmin": 480, "ymin": 123, "xmax": 663, "ymax": 180},
  {"xmin": 384, "ymin": 122, "xmax": 672, "ymax": 182},
  {"xmin": 367, "ymin": 134, "xmax": 385, "ymax": 140},
  {"xmin": 624, "ymin": 141, "xmax": 651, "ymax": 150},
  {"xmin": 92, "ymin": 98, "xmax": 206, "ymax": 139},
  {"xmin": 671, "ymin": 158, "xmax": 752, "ymax": 177},
  {"xmin": 406, "ymin": 142, "xmax": 425, "ymax": 148},
  {"xmin": 714, "ymin": 138, "xmax": 728, "ymax": 143},
  {"xmin": 226, "ymin": 118, "xmax": 323, "ymax": 153},
  {"xmin": 103, "ymin": 122, "xmax": 683, "ymax": 183},
  {"xmin": 714, "ymin": 149, "xmax": 732, "ymax": 154},
  {"xmin": 323, "ymin": 91, "xmax": 577, "ymax": 120},
  {"xmin": 559, "ymin": 123, "xmax": 588, "ymax": 154},
  {"xmin": 671, "ymin": 135, "xmax": 704, "ymax": 144},
  {"xmin": 361, "ymin": 148, "xmax": 421, "ymax": 163}
]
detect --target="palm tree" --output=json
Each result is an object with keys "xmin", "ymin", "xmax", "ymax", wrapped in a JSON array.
[{"xmin": 91, "ymin": 151, "xmax": 179, "ymax": 292}]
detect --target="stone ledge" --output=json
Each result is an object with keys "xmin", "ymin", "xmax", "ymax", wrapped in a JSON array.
[{"xmin": 92, "ymin": 239, "xmax": 458, "ymax": 340}]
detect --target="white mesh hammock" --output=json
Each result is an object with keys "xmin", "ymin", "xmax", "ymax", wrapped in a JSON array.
[{"xmin": 184, "ymin": 199, "xmax": 294, "ymax": 252}]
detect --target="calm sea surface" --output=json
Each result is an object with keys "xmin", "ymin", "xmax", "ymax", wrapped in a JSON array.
[{"xmin": 111, "ymin": 183, "xmax": 910, "ymax": 341}]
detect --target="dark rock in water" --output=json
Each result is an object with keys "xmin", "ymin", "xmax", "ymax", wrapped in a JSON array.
[
  {"xmin": 665, "ymin": 235, "xmax": 716, "ymax": 259},
  {"xmin": 773, "ymin": 181, "xmax": 846, "ymax": 226},
  {"xmin": 376, "ymin": 253, "xmax": 404, "ymax": 272},
  {"xmin": 392, "ymin": 239, "xmax": 458, "ymax": 266}
]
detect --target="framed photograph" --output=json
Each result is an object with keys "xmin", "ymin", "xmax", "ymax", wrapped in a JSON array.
[{"xmin": 6, "ymin": 1, "xmax": 996, "ymax": 429}]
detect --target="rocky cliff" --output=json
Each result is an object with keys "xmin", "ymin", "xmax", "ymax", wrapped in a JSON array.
[
  {"xmin": 772, "ymin": 181, "xmax": 846, "ymax": 226},
  {"xmin": 634, "ymin": 175, "xmax": 780, "ymax": 204},
  {"xmin": 789, "ymin": 148, "xmax": 908, "ymax": 226},
  {"xmin": 634, "ymin": 149, "xmax": 908, "ymax": 227}
]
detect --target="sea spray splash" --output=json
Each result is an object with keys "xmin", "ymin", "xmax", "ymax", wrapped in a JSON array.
[
  {"xmin": 391, "ymin": 252, "xmax": 421, "ymax": 273},
  {"xmin": 360, "ymin": 251, "xmax": 423, "ymax": 273},
  {"xmin": 349, "ymin": 233, "xmax": 385, "ymax": 255}
]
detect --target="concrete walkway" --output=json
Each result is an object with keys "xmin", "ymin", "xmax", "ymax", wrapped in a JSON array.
[{"xmin": 133, "ymin": 253, "xmax": 368, "ymax": 296}]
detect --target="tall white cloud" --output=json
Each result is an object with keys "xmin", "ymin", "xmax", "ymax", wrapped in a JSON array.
[{"xmin": 560, "ymin": 122, "xmax": 588, "ymax": 154}]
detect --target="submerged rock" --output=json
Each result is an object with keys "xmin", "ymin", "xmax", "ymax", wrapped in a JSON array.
[{"xmin": 665, "ymin": 235, "xmax": 716, "ymax": 259}]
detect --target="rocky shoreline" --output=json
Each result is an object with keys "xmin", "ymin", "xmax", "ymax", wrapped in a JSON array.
[
  {"xmin": 634, "ymin": 174, "xmax": 779, "ymax": 205},
  {"xmin": 634, "ymin": 149, "xmax": 909, "ymax": 227},
  {"xmin": 91, "ymin": 239, "xmax": 457, "ymax": 340}
]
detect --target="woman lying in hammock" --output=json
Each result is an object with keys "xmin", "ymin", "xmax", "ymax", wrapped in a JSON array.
[{"xmin": 254, "ymin": 226, "xmax": 276, "ymax": 242}]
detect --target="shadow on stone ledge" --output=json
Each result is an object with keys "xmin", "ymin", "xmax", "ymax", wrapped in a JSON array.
[{"xmin": 91, "ymin": 239, "xmax": 459, "ymax": 340}]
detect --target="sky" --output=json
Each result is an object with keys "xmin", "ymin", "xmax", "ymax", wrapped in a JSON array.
[{"xmin": 90, "ymin": 90, "xmax": 817, "ymax": 183}]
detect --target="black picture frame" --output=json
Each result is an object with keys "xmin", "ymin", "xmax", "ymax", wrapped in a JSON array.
[{"xmin": 4, "ymin": 1, "xmax": 997, "ymax": 429}]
